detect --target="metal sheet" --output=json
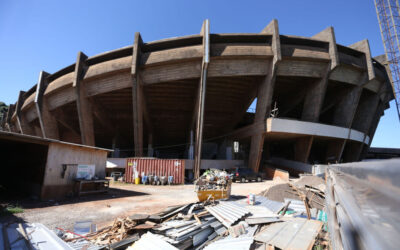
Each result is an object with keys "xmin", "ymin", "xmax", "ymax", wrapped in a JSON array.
[
  {"xmin": 193, "ymin": 227, "xmax": 213, "ymax": 247},
  {"xmin": 205, "ymin": 201, "xmax": 250, "ymax": 227},
  {"xmin": 284, "ymin": 198, "xmax": 306, "ymax": 213},
  {"xmin": 236, "ymin": 196, "xmax": 284, "ymax": 214},
  {"xmin": 245, "ymin": 217, "xmax": 281, "ymax": 225},
  {"xmin": 254, "ymin": 218, "xmax": 322, "ymax": 249},
  {"xmin": 0, "ymin": 222, "xmax": 73, "ymax": 250},
  {"xmin": 126, "ymin": 158, "xmax": 185, "ymax": 184},
  {"xmin": 326, "ymin": 161, "xmax": 400, "ymax": 250},
  {"xmin": 130, "ymin": 232, "xmax": 178, "ymax": 250},
  {"xmin": 203, "ymin": 236, "xmax": 253, "ymax": 250}
]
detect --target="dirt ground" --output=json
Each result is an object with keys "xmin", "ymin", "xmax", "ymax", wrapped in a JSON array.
[{"xmin": 6, "ymin": 180, "xmax": 283, "ymax": 231}]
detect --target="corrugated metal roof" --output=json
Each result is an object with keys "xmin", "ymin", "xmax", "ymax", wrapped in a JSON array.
[
  {"xmin": 236, "ymin": 196, "xmax": 284, "ymax": 214},
  {"xmin": 203, "ymin": 236, "xmax": 254, "ymax": 250},
  {"xmin": 0, "ymin": 131, "xmax": 112, "ymax": 152},
  {"xmin": 205, "ymin": 201, "xmax": 250, "ymax": 228},
  {"xmin": 284, "ymin": 198, "xmax": 306, "ymax": 213}
]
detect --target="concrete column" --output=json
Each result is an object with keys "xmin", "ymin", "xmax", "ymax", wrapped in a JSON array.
[
  {"xmin": 326, "ymin": 140, "xmax": 346, "ymax": 163},
  {"xmin": 294, "ymin": 136, "xmax": 313, "ymax": 163},
  {"xmin": 131, "ymin": 32, "xmax": 144, "ymax": 157},
  {"xmin": 351, "ymin": 91, "xmax": 380, "ymax": 133},
  {"xmin": 342, "ymin": 142, "xmax": 364, "ymax": 162},
  {"xmin": 73, "ymin": 51, "xmax": 95, "ymax": 146},
  {"xmin": 312, "ymin": 27, "xmax": 339, "ymax": 70},
  {"xmin": 16, "ymin": 91, "xmax": 34, "ymax": 135},
  {"xmin": 248, "ymin": 19, "xmax": 281, "ymax": 172},
  {"xmin": 194, "ymin": 19, "xmax": 210, "ymax": 179},
  {"xmin": 332, "ymin": 84, "xmax": 364, "ymax": 128},
  {"xmin": 189, "ymin": 130, "xmax": 194, "ymax": 160},
  {"xmin": 35, "ymin": 71, "xmax": 60, "ymax": 139},
  {"xmin": 302, "ymin": 64, "xmax": 330, "ymax": 122},
  {"xmin": 148, "ymin": 133, "xmax": 154, "ymax": 157}
]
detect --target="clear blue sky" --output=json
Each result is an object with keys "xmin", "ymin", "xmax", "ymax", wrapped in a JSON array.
[{"xmin": 0, "ymin": 0, "xmax": 399, "ymax": 147}]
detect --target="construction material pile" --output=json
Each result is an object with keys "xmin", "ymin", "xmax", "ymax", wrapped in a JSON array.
[{"xmin": 56, "ymin": 174, "xmax": 328, "ymax": 249}]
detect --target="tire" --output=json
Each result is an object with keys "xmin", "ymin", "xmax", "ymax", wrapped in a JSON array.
[
  {"xmin": 241, "ymin": 177, "xmax": 246, "ymax": 183},
  {"xmin": 257, "ymin": 177, "xmax": 262, "ymax": 182}
]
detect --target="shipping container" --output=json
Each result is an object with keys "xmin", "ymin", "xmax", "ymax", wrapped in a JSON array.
[{"xmin": 126, "ymin": 158, "xmax": 185, "ymax": 184}]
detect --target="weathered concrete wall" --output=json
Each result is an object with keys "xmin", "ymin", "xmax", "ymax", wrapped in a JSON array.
[
  {"xmin": 41, "ymin": 142, "xmax": 107, "ymax": 200},
  {"xmin": 107, "ymin": 158, "xmax": 127, "ymax": 169}
]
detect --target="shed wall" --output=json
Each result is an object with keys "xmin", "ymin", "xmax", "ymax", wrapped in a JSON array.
[{"xmin": 41, "ymin": 142, "xmax": 108, "ymax": 200}]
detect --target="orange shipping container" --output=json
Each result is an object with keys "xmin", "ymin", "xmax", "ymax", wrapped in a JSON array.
[{"xmin": 126, "ymin": 158, "xmax": 185, "ymax": 184}]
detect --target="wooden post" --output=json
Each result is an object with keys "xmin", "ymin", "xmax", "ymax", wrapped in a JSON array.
[
  {"xmin": 193, "ymin": 19, "xmax": 210, "ymax": 179},
  {"xmin": 73, "ymin": 51, "xmax": 95, "ymax": 146},
  {"xmin": 35, "ymin": 71, "xmax": 60, "ymax": 139},
  {"xmin": 132, "ymin": 32, "xmax": 144, "ymax": 157}
]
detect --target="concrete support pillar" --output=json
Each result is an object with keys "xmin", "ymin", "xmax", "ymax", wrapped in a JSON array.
[
  {"xmin": 111, "ymin": 134, "xmax": 120, "ymax": 158},
  {"xmin": 148, "ymin": 133, "xmax": 154, "ymax": 157},
  {"xmin": 194, "ymin": 19, "xmax": 210, "ymax": 179},
  {"xmin": 343, "ymin": 142, "xmax": 364, "ymax": 162},
  {"xmin": 189, "ymin": 130, "xmax": 194, "ymax": 160},
  {"xmin": 248, "ymin": 19, "xmax": 281, "ymax": 172},
  {"xmin": 326, "ymin": 140, "xmax": 346, "ymax": 163},
  {"xmin": 295, "ymin": 136, "xmax": 314, "ymax": 163},
  {"xmin": 16, "ymin": 91, "xmax": 34, "ymax": 135},
  {"xmin": 35, "ymin": 71, "xmax": 60, "ymax": 139},
  {"xmin": 333, "ymin": 40, "xmax": 376, "ymax": 162},
  {"xmin": 302, "ymin": 64, "xmax": 330, "ymax": 122},
  {"xmin": 73, "ymin": 51, "xmax": 95, "ymax": 146},
  {"xmin": 131, "ymin": 32, "xmax": 144, "ymax": 157},
  {"xmin": 351, "ymin": 92, "xmax": 380, "ymax": 133},
  {"xmin": 333, "ymin": 84, "xmax": 364, "ymax": 128},
  {"xmin": 312, "ymin": 27, "xmax": 339, "ymax": 70}
]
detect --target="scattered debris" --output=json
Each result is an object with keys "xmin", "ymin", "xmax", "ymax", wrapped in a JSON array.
[{"xmin": 43, "ymin": 173, "xmax": 329, "ymax": 250}]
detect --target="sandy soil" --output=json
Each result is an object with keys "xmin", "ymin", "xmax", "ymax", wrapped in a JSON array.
[{"xmin": 8, "ymin": 180, "xmax": 282, "ymax": 230}]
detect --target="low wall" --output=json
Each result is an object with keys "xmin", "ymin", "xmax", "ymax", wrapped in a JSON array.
[
  {"xmin": 41, "ymin": 142, "xmax": 108, "ymax": 200},
  {"xmin": 185, "ymin": 159, "xmax": 245, "ymax": 170}
]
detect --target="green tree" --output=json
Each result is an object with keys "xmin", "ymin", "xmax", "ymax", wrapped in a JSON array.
[{"xmin": 0, "ymin": 102, "xmax": 8, "ymax": 124}]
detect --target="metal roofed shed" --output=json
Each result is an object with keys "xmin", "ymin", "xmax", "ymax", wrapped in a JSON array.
[{"xmin": 0, "ymin": 131, "xmax": 112, "ymax": 200}]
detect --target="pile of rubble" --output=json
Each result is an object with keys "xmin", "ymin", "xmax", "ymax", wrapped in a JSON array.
[
  {"xmin": 58, "ymin": 174, "xmax": 328, "ymax": 249},
  {"xmin": 194, "ymin": 169, "xmax": 231, "ymax": 191}
]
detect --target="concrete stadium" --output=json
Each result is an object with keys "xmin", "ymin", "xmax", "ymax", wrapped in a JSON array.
[{"xmin": 1, "ymin": 20, "xmax": 394, "ymax": 175}]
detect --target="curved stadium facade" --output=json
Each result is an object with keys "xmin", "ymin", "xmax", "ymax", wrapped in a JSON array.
[{"xmin": 1, "ymin": 20, "xmax": 394, "ymax": 173}]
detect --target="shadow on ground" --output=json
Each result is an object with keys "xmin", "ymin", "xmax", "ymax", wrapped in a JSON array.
[{"xmin": 0, "ymin": 187, "xmax": 149, "ymax": 210}]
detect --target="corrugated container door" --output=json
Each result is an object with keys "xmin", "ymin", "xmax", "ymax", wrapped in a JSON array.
[{"xmin": 125, "ymin": 158, "xmax": 185, "ymax": 184}]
